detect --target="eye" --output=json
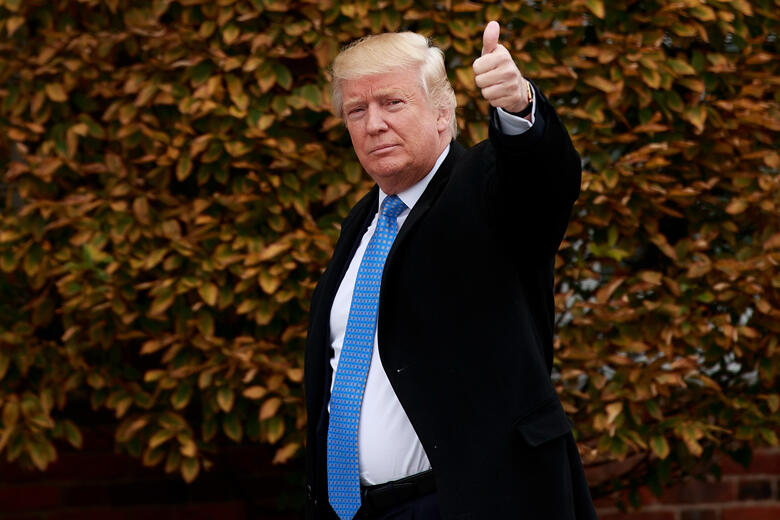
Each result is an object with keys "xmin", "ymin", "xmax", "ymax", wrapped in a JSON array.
[{"xmin": 346, "ymin": 107, "xmax": 365, "ymax": 119}]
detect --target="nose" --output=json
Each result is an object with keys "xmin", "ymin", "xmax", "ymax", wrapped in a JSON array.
[{"xmin": 365, "ymin": 105, "xmax": 388, "ymax": 134}]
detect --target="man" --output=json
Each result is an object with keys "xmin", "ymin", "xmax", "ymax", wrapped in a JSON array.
[{"xmin": 304, "ymin": 21, "xmax": 597, "ymax": 519}]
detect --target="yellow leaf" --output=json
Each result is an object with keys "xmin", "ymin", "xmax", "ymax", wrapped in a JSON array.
[
  {"xmin": 133, "ymin": 196, "xmax": 151, "ymax": 225},
  {"xmin": 606, "ymin": 402, "xmax": 623, "ymax": 425},
  {"xmin": 287, "ymin": 368, "xmax": 303, "ymax": 383},
  {"xmin": 683, "ymin": 105, "xmax": 707, "ymax": 133},
  {"xmin": 243, "ymin": 386, "xmax": 268, "ymax": 399},
  {"xmin": 584, "ymin": 75, "xmax": 619, "ymax": 93},
  {"xmin": 2, "ymin": 400, "xmax": 19, "ymax": 428},
  {"xmin": 189, "ymin": 134, "xmax": 212, "ymax": 157},
  {"xmin": 179, "ymin": 439, "xmax": 197, "ymax": 458},
  {"xmin": 144, "ymin": 369, "xmax": 165, "ymax": 382},
  {"xmin": 680, "ymin": 424, "xmax": 704, "ymax": 456},
  {"xmin": 725, "ymin": 198, "xmax": 747, "ymax": 215},
  {"xmin": 640, "ymin": 68, "xmax": 661, "ymax": 89},
  {"xmin": 6, "ymin": 15, "xmax": 24, "ymax": 35},
  {"xmin": 259, "ymin": 397, "xmax": 282, "ymax": 420},
  {"xmin": 638, "ymin": 271, "xmax": 663, "ymax": 285},
  {"xmin": 148, "ymin": 292, "xmax": 175, "ymax": 316},
  {"xmin": 272, "ymin": 442, "xmax": 300, "ymax": 464},
  {"xmin": 259, "ymin": 270, "xmax": 282, "ymax": 294},
  {"xmin": 729, "ymin": 0, "xmax": 753, "ymax": 15},
  {"xmin": 689, "ymin": 5, "xmax": 715, "ymax": 21},
  {"xmin": 766, "ymin": 395, "xmax": 779, "ymax": 414},
  {"xmin": 584, "ymin": 0, "xmax": 605, "ymax": 18},
  {"xmin": 455, "ymin": 67, "xmax": 475, "ymax": 91},
  {"xmin": 763, "ymin": 233, "xmax": 780, "ymax": 250},
  {"xmin": 256, "ymin": 239, "xmax": 292, "ymax": 262},
  {"xmin": 45, "ymin": 83, "xmax": 68, "ymax": 102},
  {"xmin": 140, "ymin": 339, "xmax": 165, "ymax": 355},
  {"xmin": 198, "ymin": 283, "xmax": 218, "ymax": 306}
]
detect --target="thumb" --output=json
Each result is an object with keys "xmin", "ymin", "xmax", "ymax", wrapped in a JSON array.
[{"xmin": 481, "ymin": 21, "xmax": 500, "ymax": 56}]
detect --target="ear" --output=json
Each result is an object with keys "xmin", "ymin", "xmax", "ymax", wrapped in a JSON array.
[{"xmin": 436, "ymin": 107, "xmax": 450, "ymax": 133}]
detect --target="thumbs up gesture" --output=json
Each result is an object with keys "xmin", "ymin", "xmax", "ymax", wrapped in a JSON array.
[{"xmin": 473, "ymin": 21, "xmax": 530, "ymax": 115}]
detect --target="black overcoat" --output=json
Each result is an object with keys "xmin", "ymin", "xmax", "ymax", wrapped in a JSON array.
[{"xmin": 304, "ymin": 85, "xmax": 598, "ymax": 520}]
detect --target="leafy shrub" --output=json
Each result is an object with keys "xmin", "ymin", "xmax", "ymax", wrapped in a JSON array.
[{"xmin": 0, "ymin": 0, "xmax": 777, "ymax": 502}]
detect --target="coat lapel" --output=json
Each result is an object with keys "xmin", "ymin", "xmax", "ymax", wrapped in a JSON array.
[
  {"xmin": 312, "ymin": 141, "xmax": 462, "ymax": 347},
  {"xmin": 385, "ymin": 141, "xmax": 463, "ymax": 269}
]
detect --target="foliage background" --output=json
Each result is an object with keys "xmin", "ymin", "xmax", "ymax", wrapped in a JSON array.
[{"xmin": 0, "ymin": 0, "xmax": 778, "ymax": 508}]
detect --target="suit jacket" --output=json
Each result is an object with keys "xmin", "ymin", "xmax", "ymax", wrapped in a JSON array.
[{"xmin": 304, "ymin": 85, "xmax": 598, "ymax": 519}]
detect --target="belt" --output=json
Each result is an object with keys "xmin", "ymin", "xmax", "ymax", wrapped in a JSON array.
[{"xmin": 359, "ymin": 469, "xmax": 436, "ymax": 518}]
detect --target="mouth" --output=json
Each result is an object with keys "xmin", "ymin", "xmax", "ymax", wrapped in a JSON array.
[{"xmin": 369, "ymin": 144, "xmax": 399, "ymax": 154}]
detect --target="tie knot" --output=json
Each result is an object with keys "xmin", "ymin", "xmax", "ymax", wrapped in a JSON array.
[{"xmin": 381, "ymin": 194, "xmax": 407, "ymax": 220}]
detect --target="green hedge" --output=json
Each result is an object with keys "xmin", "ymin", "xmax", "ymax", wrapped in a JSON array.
[{"xmin": 0, "ymin": 0, "xmax": 777, "ymax": 504}]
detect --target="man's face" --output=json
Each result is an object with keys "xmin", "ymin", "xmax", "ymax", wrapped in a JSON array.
[{"xmin": 341, "ymin": 69, "xmax": 450, "ymax": 194}]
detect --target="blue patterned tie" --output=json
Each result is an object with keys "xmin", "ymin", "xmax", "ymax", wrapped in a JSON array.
[{"xmin": 327, "ymin": 194, "xmax": 407, "ymax": 519}]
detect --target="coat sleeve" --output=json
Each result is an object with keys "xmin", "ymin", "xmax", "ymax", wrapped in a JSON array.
[{"xmin": 485, "ymin": 81, "xmax": 582, "ymax": 262}]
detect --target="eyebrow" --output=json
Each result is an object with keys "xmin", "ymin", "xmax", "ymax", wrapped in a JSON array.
[{"xmin": 343, "ymin": 88, "xmax": 410, "ymax": 109}]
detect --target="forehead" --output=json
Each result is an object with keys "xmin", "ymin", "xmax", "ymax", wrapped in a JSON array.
[{"xmin": 341, "ymin": 69, "xmax": 423, "ymax": 103}]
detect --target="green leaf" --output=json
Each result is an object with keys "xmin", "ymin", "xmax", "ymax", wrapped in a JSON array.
[
  {"xmin": 217, "ymin": 387, "xmax": 234, "ymax": 413},
  {"xmin": 222, "ymin": 23, "xmax": 240, "ymax": 45},
  {"xmin": 300, "ymin": 84, "xmax": 323, "ymax": 108},
  {"xmin": 666, "ymin": 58, "xmax": 696, "ymax": 76},
  {"xmin": 196, "ymin": 309, "xmax": 214, "ymax": 337},
  {"xmin": 273, "ymin": 63, "xmax": 292, "ymax": 90},
  {"xmin": 222, "ymin": 412, "xmax": 243, "ymax": 442},
  {"xmin": 650, "ymin": 435, "xmax": 670, "ymax": 459},
  {"xmin": 63, "ymin": 420, "xmax": 83, "ymax": 449},
  {"xmin": 176, "ymin": 153, "xmax": 192, "ymax": 181},
  {"xmin": 4, "ymin": 0, "xmax": 23, "ymax": 12},
  {"xmin": 149, "ymin": 429, "xmax": 176, "ymax": 449},
  {"xmin": 170, "ymin": 383, "xmax": 193, "ymax": 410},
  {"xmin": 265, "ymin": 416, "xmax": 285, "ymax": 444},
  {"xmin": 181, "ymin": 456, "xmax": 200, "ymax": 482},
  {"xmin": 0, "ymin": 351, "xmax": 10, "ymax": 381}
]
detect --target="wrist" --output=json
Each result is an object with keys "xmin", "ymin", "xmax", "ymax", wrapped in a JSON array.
[{"xmin": 507, "ymin": 79, "xmax": 533, "ymax": 118}]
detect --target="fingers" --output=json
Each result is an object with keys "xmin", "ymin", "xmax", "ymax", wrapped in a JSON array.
[
  {"xmin": 481, "ymin": 20, "xmax": 500, "ymax": 56},
  {"xmin": 473, "ymin": 45, "xmax": 510, "ymax": 77},
  {"xmin": 473, "ymin": 21, "xmax": 528, "ymax": 113}
]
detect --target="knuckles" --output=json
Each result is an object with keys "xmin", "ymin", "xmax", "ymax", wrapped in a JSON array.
[{"xmin": 472, "ymin": 41, "xmax": 525, "ymax": 107}]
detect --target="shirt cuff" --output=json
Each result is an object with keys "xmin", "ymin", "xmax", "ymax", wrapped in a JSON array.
[{"xmin": 495, "ymin": 95, "xmax": 536, "ymax": 136}]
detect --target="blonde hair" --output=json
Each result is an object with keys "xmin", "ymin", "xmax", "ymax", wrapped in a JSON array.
[{"xmin": 330, "ymin": 32, "xmax": 458, "ymax": 138}]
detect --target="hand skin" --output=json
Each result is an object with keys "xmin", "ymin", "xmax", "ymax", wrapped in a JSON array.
[{"xmin": 472, "ymin": 20, "xmax": 531, "ymax": 118}]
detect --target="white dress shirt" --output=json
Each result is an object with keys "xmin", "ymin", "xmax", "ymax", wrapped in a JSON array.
[{"xmin": 328, "ymin": 101, "xmax": 536, "ymax": 486}]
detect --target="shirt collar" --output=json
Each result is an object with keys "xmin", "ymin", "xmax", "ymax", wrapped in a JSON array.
[{"xmin": 377, "ymin": 144, "xmax": 451, "ymax": 213}]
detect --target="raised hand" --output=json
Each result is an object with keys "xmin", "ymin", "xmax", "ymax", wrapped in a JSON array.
[{"xmin": 472, "ymin": 21, "xmax": 530, "ymax": 115}]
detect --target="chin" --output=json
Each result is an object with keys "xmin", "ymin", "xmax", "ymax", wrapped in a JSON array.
[{"xmin": 367, "ymin": 161, "xmax": 406, "ymax": 180}]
